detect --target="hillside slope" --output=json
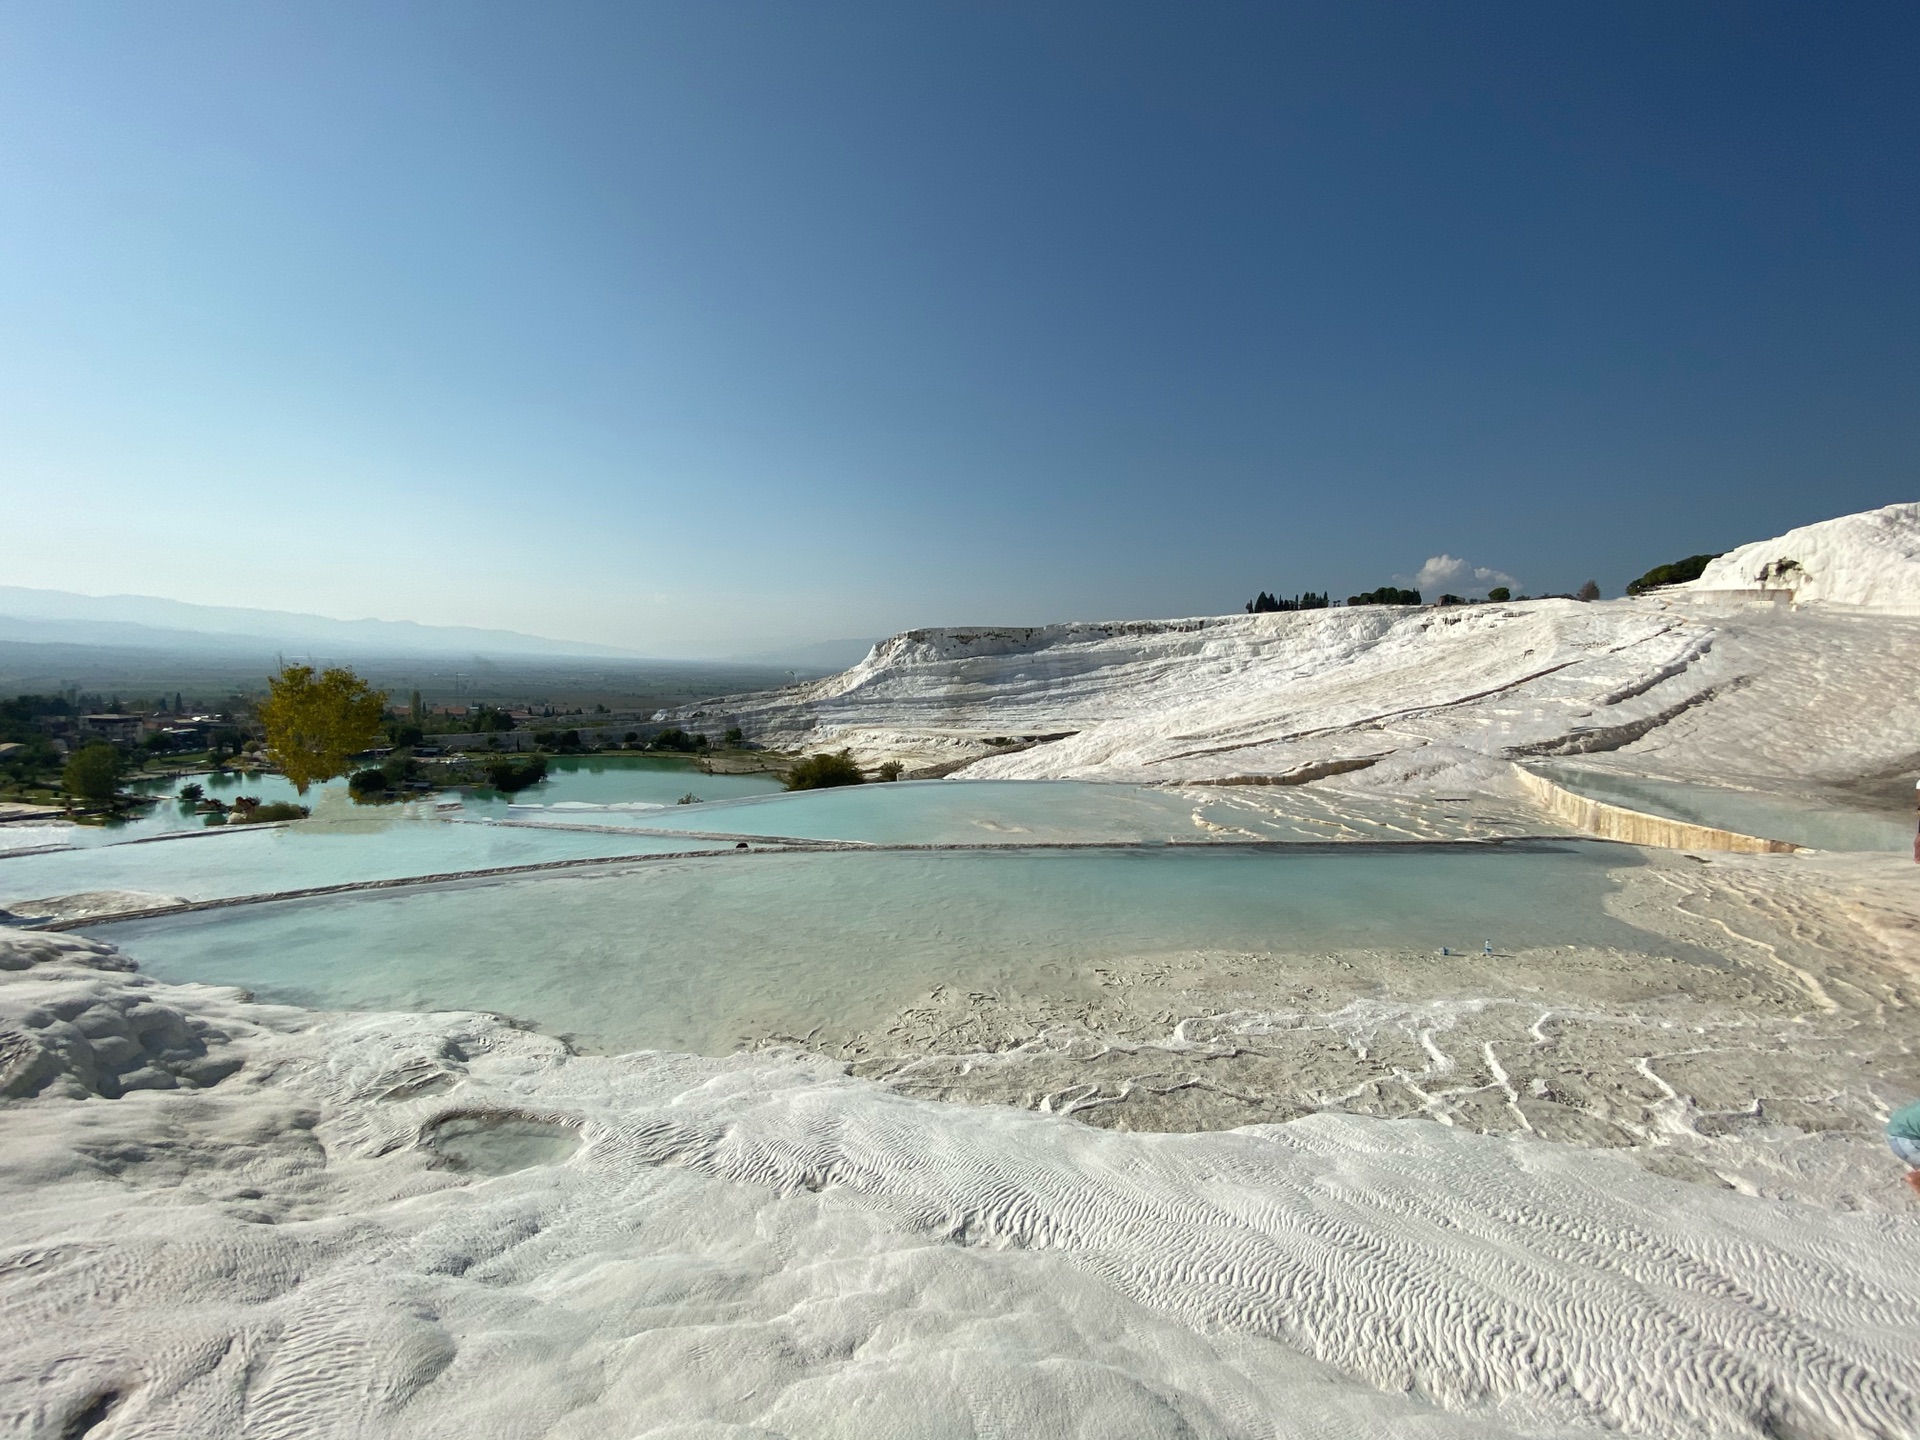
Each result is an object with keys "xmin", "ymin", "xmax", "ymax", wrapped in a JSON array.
[
  {"xmin": 671, "ymin": 504, "xmax": 1920, "ymax": 800},
  {"xmin": 1684, "ymin": 501, "xmax": 1920, "ymax": 612}
]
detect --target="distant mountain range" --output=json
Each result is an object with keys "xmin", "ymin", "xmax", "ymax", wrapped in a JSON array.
[{"xmin": 0, "ymin": 585, "xmax": 638, "ymax": 660}]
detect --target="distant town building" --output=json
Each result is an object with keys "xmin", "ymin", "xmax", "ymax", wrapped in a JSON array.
[{"xmin": 77, "ymin": 714, "xmax": 144, "ymax": 744}]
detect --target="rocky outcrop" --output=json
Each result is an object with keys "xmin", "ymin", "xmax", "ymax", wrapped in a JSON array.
[
  {"xmin": 1683, "ymin": 501, "xmax": 1920, "ymax": 612},
  {"xmin": 0, "ymin": 932, "xmax": 242, "ymax": 1099}
]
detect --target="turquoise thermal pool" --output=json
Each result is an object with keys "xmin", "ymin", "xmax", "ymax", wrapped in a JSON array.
[
  {"xmin": 1541, "ymin": 767, "xmax": 1913, "ymax": 852},
  {"xmin": 89, "ymin": 840, "xmax": 1700, "ymax": 1056},
  {"xmin": 482, "ymin": 777, "xmax": 1522, "ymax": 846},
  {"xmin": 92, "ymin": 753, "xmax": 785, "ymax": 847},
  {"xmin": 14, "ymin": 765, "xmax": 1720, "ymax": 1060},
  {"xmin": 459, "ymin": 753, "xmax": 787, "ymax": 814},
  {"xmin": 0, "ymin": 812, "xmax": 721, "ymax": 909}
]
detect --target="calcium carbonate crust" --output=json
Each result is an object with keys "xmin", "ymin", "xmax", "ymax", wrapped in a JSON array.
[
  {"xmin": 2, "ymin": 929, "xmax": 1917, "ymax": 1440},
  {"xmin": 1685, "ymin": 501, "xmax": 1920, "ymax": 612}
]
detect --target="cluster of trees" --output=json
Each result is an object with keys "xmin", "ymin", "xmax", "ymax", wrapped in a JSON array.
[
  {"xmin": 349, "ymin": 751, "xmax": 425, "ymax": 801},
  {"xmin": 23, "ymin": 662, "xmax": 772, "ymax": 813},
  {"xmin": 519, "ymin": 725, "xmax": 714, "ymax": 755},
  {"xmin": 1347, "ymin": 586, "xmax": 1422, "ymax": 606},
  {"xmin": 1239, "ymin": 574, "xmax": 1631, "ymax": 613},
  {"xmin": 1626, "ymin": 554, "xmax": 1719, "ymax": 596},
  {"xmin": 4, "ymin": 693, "xmax": 257, "ymax": 808},
  {"xmin": 351, "ymin": 751, "xmax": 551, "ymax": 800},
  {"xmin": 648, "ymin": 727, "xmax": 708, "ymax": 753},
  {"xmin": 1, "ymin": 696, "xmax": 68, "ymax": 795},
  {"xmin": 1244, "ymin": 591, "xmax": 1330, "ymax": 613}
]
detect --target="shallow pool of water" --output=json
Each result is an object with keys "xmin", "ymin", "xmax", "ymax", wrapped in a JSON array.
[
  {"xmin": 0, "ymin": 809, "xmax": 721, "ymax": 911},
  {"xmin": 459, "ymin": 753, "xmax": 786, "ymax": 815},
  {"xmin": 1543, "ymin": 768, "xmax": 1913, "ymax": 853},
  {"xmin": 94, "ymin": 769, "xmax": 321, "ymax": 844},
  {"xmin": 92, "ymin": 842, "xmax": 1697, "ymax": 1056},
  {"xmin": 428, "ymin": 1115, "xmax": 582, "ymax": 1174},
  {"xmin": 71, "ymin": 755, "xmax": 784, "ymax": 848},
  {"xmin": 493, "ymin": 778, "xmax": 1520, "ymax": 846}
]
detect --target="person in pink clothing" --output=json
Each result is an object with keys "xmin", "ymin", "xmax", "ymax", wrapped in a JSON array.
[{"xmin": 1890, "ymin": 1098, "xmax": 1920, "ymax": 1197}]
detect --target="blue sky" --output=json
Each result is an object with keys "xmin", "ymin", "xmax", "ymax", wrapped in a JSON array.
[{"xmin": 3, "ymin": 2, "xmax": 1915, "ymax": 655}]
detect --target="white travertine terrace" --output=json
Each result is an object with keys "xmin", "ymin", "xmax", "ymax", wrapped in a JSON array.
[
  {"xmin": 665, "ymin": 504, "xmax": 1920, "ymax": 799},
  {"xmin": 3, "ymin": 929, "xmax": 1917, "ymax": 1439},
  {"xmin": 9, "ymin": 502, "xmax": 1920, "ymax": 1438}
]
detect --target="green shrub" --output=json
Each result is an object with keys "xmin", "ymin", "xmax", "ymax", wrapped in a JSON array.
[
  {"xmin": 349, "ymin": 766, "xmax": 405, "ymax": 803},
  {"xmin": 877, "ymin": 760, "xmax": 903, "ymax": 782},
  {"xmin": 1486, "ymin": 586, "xmax": 1511, "ymax": 602},
  {"xmin": 784, "ymin": 750, "xmax": 864, "ymax": 791},
  {"xmin": 484, "ymin": 755, "xmax": 549, "ymax": 793},
  {"xmin": 236, "ymin": 801, "xmax": 309, "ymax": 823},
  {"xmin": 1625, "ymin": 553, "xmax": 1720, "ymax": 596}
]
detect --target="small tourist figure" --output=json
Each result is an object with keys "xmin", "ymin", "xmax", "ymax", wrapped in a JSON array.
[
  {"xmin": 1440, "ymin": 946, "xmax": 1450, "ymax": 957},
  {"xmin": 1890, "ymin": 1097, "xmax": 1920, "ymax": 1197},
  {"xmin": 1483, "ymin": 939, "xmax": 1493, "ymax": 956}
]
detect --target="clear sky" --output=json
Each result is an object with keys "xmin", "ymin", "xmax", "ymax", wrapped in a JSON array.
[{"xmin": 3, "ymin": 3, "xmax": 1916, "ymax": 656}]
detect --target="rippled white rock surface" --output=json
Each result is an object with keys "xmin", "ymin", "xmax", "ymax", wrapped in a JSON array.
[
  {"xmin": 663, "ymin": 505, "xmax": 1920, "ymax": 810},
  {"xmin": 3, "ymin": 930, "xmax": 1917, "ymax": 1439}
]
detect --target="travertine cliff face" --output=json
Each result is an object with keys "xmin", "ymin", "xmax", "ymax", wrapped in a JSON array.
[{"xmin": 1686, "ymin": 501, "xmax": 1920, "ymax": 612}]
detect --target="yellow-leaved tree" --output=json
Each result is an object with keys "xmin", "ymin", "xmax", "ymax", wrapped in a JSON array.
[{"xmin": 258, "ymin": 665, "xmax": 389, "ymax": 793}]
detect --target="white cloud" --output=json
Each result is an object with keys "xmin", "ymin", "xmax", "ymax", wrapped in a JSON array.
[{"xmin": 1401, "ymin": 555, "xmax": 1518, "ymax": 596}]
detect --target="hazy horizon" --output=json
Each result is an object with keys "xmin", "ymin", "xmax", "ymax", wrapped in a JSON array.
[
  {"xmin": 5, "ymin": 4, "xmax": 1916, "ymax": 655},
  {"xmin": 0, "ymin": 583, "xmax": 890, "ymax": 673}
]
